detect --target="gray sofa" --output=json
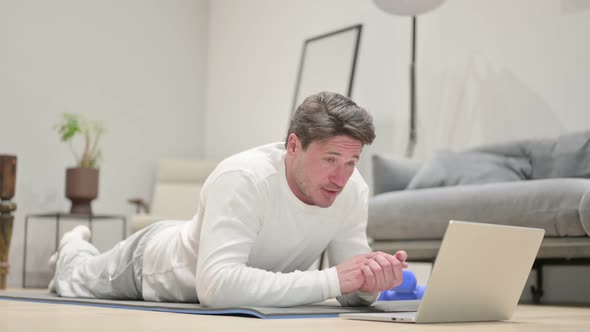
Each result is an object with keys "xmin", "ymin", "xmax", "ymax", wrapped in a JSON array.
[{"xmin": 367, "ymin": 131, "xmax": 590, "ymax": 302}]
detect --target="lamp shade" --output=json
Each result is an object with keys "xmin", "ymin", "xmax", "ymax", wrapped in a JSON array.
[{"xmin": 373, "ymin": 0, "xmax": 444, "ymax": 16}]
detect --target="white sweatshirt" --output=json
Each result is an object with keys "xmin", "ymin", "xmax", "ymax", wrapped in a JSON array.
[{"xmin": 141, "ymin": 143, "xmax": 377, "ymax": 307}]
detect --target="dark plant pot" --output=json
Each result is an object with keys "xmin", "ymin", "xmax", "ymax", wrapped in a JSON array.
[{"xmin": 65, "ymin": 167, "xmax": 99, "ymax": 215}]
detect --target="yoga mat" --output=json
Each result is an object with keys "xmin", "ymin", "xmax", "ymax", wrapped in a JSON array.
[{"xmin": 0, "ymin": 290, "xmax": 419, "ymax": 319}]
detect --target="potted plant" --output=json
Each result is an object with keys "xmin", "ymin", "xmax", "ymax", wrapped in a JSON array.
[{"xmin": 55, "ymin": 113, "xmax": 105, "ymax": 215}]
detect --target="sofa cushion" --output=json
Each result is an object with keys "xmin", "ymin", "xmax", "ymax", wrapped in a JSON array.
[
  {"xmin": 372, "ymin": 154, "xmax": 422, "ymax": 194},
  {"xmin": 368, "ymin": 178, "xmax": 590, "ymax": 240},
  {"xmin": 406, "ymin": 151, "xmax": 532, "ymax": 190},
  {"xmin": 370, "ymin": 237, "xmax": 590, "ymax": 261},
  {"xmin": 472, "ymin": 130, "xmax": 590, "ymax": 179}
]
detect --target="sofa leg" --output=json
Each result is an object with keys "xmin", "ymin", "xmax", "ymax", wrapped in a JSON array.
[{"xmin": 530, "ymin": 263, "xmax": 544, "ymax": 304}]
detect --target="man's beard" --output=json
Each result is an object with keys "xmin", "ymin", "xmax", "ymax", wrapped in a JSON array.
[{"xmin": 293, "ymin": 174, "xmax": 315, "ymax": 205}]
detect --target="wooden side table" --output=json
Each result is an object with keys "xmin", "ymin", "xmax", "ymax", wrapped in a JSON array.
[{"xmin": 22, "ymin": 212, "xmax": 127, "ymax": 288}]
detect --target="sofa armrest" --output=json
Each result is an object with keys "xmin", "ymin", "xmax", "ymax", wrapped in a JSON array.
[{"xmin": 128, "ymin": 197, "xmax": 150, "ymax": 214}]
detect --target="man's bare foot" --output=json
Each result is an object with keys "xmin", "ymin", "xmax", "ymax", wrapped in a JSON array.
[{"xmin": 60, "ymin": 225, "xmax": 91, "ymax": 245}]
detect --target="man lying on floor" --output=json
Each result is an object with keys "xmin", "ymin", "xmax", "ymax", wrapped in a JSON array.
[{"xmin": 49, "ymin": 91, "xmax": 408, "ymax": 308}]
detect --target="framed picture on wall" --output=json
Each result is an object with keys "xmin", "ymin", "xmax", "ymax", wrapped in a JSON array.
[{"xmin": 291, "ymin": 24, "xmax": 363, "ymax": 113}]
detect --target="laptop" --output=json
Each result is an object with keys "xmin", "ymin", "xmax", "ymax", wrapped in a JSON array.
[{"xmin": 341, "ymin": 220, "xmax": 544, "ymax": 323}]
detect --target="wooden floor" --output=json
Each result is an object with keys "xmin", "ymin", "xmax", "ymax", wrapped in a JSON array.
[{"xmin": 1, "ymin": 299, "xmax": 589, "ymax": 332}]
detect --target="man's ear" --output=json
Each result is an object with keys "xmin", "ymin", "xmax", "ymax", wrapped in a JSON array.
[{"xmin": 286, "ymin": 133, "xmax": 299, "ymax": 154}]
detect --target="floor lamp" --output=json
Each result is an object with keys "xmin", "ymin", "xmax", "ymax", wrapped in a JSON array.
[{"xmin": 373, "ymin": 0, "xmax": 444, "ymax": 157}]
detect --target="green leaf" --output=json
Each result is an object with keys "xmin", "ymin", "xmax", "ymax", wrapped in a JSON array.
[{"xmin": 55, "ymin": 113, "xmax": 105, "ymax": 168}]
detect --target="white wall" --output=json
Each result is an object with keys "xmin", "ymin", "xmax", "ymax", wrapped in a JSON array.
[
  {"xmin": 415, "ymin": 0, "xmax": 590, "ymax": 158},
  {"xmin": 205, "ymin": 0, "xmax": 412, "ymax": 172},
  {"xmin": 0, "ymin": 0, "xmax": 208, "ymax": 287},
  {"xmin": 205, "ymin": 0, "xmax": 590, "ymax": 160}
]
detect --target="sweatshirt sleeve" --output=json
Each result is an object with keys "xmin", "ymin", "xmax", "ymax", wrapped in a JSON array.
[
  {"xmin": 326, "ymin": 184, "xmax": 380, "ymax": 307},
  {"xmin": 195, "ymin": 171, "xmax": 341, "ymax": 308}
]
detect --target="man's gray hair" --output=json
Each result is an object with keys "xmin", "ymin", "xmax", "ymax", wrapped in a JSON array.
[{"xmin": 285, "ymin": 91, "xmax": 376, "ymax": 149}]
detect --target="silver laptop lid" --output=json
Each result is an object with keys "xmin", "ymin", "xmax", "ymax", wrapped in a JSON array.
[{"xmin": 415, "ymin": 221, "xmax": 544, "ymax": 323}]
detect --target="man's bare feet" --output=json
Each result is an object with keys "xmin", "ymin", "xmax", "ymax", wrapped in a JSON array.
[{"xmin": 48, "ymin": 225, "xmax": 91, "ymax": 293}]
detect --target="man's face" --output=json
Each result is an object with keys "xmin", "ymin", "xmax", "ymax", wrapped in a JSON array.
[{"xmin": 286, "ymin": 134, "xmax": 362, "ymax": 208}]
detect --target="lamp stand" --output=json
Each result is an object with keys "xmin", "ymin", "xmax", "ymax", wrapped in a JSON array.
[{"xmin": 406, "ymin": 16, "xmax": 418, "ymax": 157}]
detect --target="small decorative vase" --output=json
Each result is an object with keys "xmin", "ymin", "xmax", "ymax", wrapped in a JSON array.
[{"xmin": 65, "ymin": 167, "xmax": 99, "ymax": 215}]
